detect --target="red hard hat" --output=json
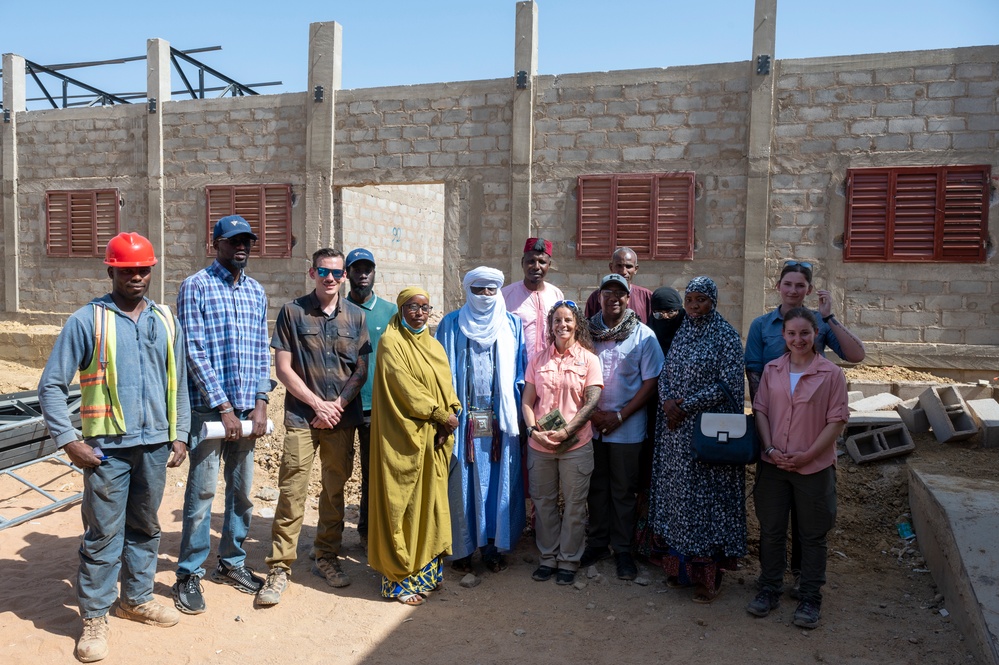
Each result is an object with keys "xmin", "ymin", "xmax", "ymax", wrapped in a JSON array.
[{"xmin": 104, "ymin": 232, "xmax": 158, "ymax": 267}]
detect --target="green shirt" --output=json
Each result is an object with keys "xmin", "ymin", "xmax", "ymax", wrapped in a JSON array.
[{"xmin": 346, "ymin": 292, "xmax": 397, "ymax": 412}]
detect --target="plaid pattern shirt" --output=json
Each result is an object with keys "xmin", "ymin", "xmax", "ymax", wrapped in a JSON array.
[{"xmin": 177, "ymin": 260, "xmax": 271, "ymax": 411}]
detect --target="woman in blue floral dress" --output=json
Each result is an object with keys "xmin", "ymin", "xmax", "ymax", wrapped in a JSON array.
[{"xmin": 648, "ymin": 276, "xmax": 747, "ymax": 603}]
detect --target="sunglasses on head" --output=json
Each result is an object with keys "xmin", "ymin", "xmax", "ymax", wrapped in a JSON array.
[
  {"xmin": 315, "ymin": 267, "xmax": 345, "ymax": 279},
  {"xmin": 552, "ymin": 299, "xmax": 578, "ymax": 312},
  {"xmin": 783, "ymin": 260, "xmax": 813, "ymax": 271}
]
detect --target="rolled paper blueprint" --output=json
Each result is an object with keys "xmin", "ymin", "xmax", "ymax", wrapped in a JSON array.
[{"xmin": 199, "ymin": 419, "xmax": 275, "ymax": 441}]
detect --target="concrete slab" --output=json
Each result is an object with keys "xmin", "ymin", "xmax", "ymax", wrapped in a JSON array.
[
  {"xmin": 848, "ymin": 380, "xmax": 892, "ymax": 398},
  {"xmin": 849, "ymin": 393, "xmax": 903, "ymax": 412},
  {"xmin": 848, "ymin": 411, "xmax": 903, "ymax": 425},
  {"xmin": 908, "ymin": 468, "xmax": 999, "ymax": 665},
  {"xmin": 967, "ymin": 398, "xmax": 999, "ymax": 449},
  {"xmin": 847, "ymin": 390, "xmax": 865, "ymax": 404},
  {"xmin": 895, "ymin": 381, "xmax": 940, "ymax": 401}
]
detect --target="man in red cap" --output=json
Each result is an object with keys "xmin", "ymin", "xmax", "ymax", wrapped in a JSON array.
[
  {"xmin": 502, "ymin": 237, "xmax": 565, "ymax": 360},
  {"xmin": 39, "ymin": 232, "xmax": 190, "ymax": 662},
  {"xmin": 583, "ymin": 247, "xmax": 652, "ymax": 323}
]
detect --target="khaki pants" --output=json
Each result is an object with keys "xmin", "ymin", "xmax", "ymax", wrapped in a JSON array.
[
  {"xmin": 528, "ymin": 442, "xmax": 594, "ymax": 571},
  {"xmin": 266, "ymin": 426, "xmax": 356, "ymax": 572}
]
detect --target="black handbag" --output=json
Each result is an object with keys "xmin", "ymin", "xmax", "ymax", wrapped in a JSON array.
[{"xmin": 691, "ymin": 382, "xmax": 759, "ymax": 465}]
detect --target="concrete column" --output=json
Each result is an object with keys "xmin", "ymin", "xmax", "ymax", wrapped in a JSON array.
[
  {"xmin": 146, "ymin": 38, "xmax": 170, "ymax": 303},
  {"xmin": 305, "ymin": 21, "xmax": 341, "ymax": 281},
  {"xmin": 1, "ymin": 53, "xmax": 26, "ymax": 313},
  {"xmin": 509, "ymin": 1, "xmax": 538, "ymax": 280},
  {"xmin": 739, "ymin": 0, "xmax": 777, "ymax": 335}
]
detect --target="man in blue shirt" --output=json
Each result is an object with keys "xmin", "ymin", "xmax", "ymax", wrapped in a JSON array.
[
  {"xmin": 582, "ymin": 274, "xmax": 665, "ymax": 580},
  {"xmin": 173, "ymin": 215, "xmax": 271, "ymax": 615},
  {"xmin": 343, "ymin": 248, "xmax": 396, "ymax": 540},
  {"xmin": 39, "ymin": 233, "xmax": 190, "ymax": 663}
]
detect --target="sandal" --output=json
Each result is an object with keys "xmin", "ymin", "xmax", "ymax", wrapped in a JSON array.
[
  {"xmin": 483, "ymin": 553, "xmax": 508, "ymax": 573},
  {"xmin": 395, "ymin": 593, "xmax": 425, "ymax": 606},
  {"xmin": 692, "ymin": 583, "xmax": 723, "ymax": 604},
  {"xmin": 665, "ymin": 576, "xmax": 692, "ymax": 589}
]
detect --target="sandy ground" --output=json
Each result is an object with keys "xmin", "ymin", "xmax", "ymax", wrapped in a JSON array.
[{"xmin": 1, "ymin": 362, "xmax": 994, "ymax": 665}]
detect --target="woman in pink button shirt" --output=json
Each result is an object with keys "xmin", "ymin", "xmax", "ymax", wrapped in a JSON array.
[
  {"xmin": 748, "ymin": 307, "xmax": 849, "ymax": 631},
  {"xmin": 521, "ymin": 301, "xmax": 603, "ymax": 586}
]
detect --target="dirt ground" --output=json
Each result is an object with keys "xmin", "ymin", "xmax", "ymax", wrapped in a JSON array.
[{"xmin": 1, "ymin": 360, "xmax": 994, "ymax": 665}]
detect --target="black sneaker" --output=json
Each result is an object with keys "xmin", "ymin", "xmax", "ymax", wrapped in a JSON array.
[
  {"xmin": 209, "ymin": 561, "xmax": 264, "ymax": 595},
  {"xmin": 579, "ymin": 546, "xmax": 612, "ymax": 568},
  {"xmin": 555, "ymin": 569, "xmax": 576, "ymax": 586},
  {"xmin": 172, "ymin": 574, "xmax": 206, "ymax": 615},
  {"xmin": 531, "ymin": 565, "xmax": 555, "ymax": 582},
  {"xmin": 793, "ymin": 599, "xmax": 821, "ymax": 629},
  {"xmin": 615, "ymin": 552, "xmax": 638, "ymax": 580},
  {"xmin": 746, "ymin": 589, "xmax": 781, "ymax": 617}
]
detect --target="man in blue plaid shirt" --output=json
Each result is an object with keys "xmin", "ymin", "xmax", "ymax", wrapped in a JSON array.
[{"xmin": 172, "ymin": 215, "xmax": 272, "ymax": 615}]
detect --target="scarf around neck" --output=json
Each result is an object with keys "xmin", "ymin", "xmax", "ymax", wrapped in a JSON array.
[{"xmin": 589, "ymin": 309, "xmax": 640, "ymax": 342}]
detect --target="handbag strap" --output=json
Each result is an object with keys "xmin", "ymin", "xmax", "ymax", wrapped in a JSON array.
[{"xmin": 716, "ymin": 381, "xmax": 741, "ymax": 412}]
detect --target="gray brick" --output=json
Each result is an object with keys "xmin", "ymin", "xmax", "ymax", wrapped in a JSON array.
[
  {"xmin": 888, "ymin": 117, "xmax": 926, "ymax": 133},
  {"xmin": 468, "ymin": 136, "xmax": 496, "ymax": 152},
  {"xmin": 560, "ymin": 150, "xmax": 589, "ymax": 162},
  {"xmin": 875, "ymin": 101, "xmax": 914, "ymax": 117},
  {"xmin": 654, "ymin": 145, "xmax": 684, "ymax": 160},
  {"xmin": 672, "ymin": 127, "xmax": 702, "ymax": 142},
  {"xmin": 576, "ymin": 131, "xmax": 608, "ymax": 147},
  {"xmin": 429, "ymin": 152, "xmax": 457, "ymax": 167},
  {"xmin": 812, "ymin": 121, "xmax": 846, "ymax": 136},
  {"xmin": 623, "ymin": 146, "xmax": 654, "ymax": 160},
  {"xmin": 874, "ymin": 134, "xmax": 909, "ymax": 151},
  {"xmin": 798, "ymin": 106, "xmax": 833, "ymax": 121},
  {"xmin": 623, "ymin": 115, "xmax": 654, "ymax": 129},
  {"xmin": 687, "ymin": 111, "xmax": 718, "ymax": 125},
  {"xmin": 968, "ymin": 80, "xmax": 999, "ymax": 96},
  {"xmin": 672, "ymin": 97, "xmax": 703, "ymax": 111},
  {"xmin": 851, "ymin": 86, "xmax": 888, "ymax": 101},
  {"xmin": 775, "ymin": 123, "xmax": 808, "ymax": 138},
  {"xmin": 429, "ymin": 124, "xmax": 457, "ymax": 138},
  {"xmin": 591, "ymin": 148, "xmax": 622, "ymax": 161},
  {"xmin": 546, "ymin": 134, "xmax": 576, "ymax": 148},
  {"xmin": 814, "ymin": 88, "xmax": 849, "ymax": 103},
  {"xmin": 913, "ymin": 99, "xmax": 953, "ymax": 115},
  {"xmin": 350, "ymin": 156, "xmax": 376, "ymax": 169},
  {"xmin": 654, "ymin": 113, "xmax": 686, "ymax": 126},
  {"xmin": 953, "ymin": 133, "xmax": 991, "ymax": 149},
  {"xmin": 912, "ymin": 134, "xmax": 952, "ymax": 150},
  {"xmin": 800, "ymin": 72, "xmax": 835, "ymax": 88},
  {"xmin": 377, "ymin": 126, "xmax": 403, "ymax": 139},
  {"xmin": 875, "ymin": 68, "xmax": 913, "ymax": 84},
  {"xmin": 915, "ymin": 65, "xmax": 954, "ymax": 80},
  {"xmin": 593, "ymin": 86, "xmax": 624, "ymax": 100},
  {"xmin": 851, "ymin": 119, "xmax": 887, "ymax": 134},
  {"xmin": 457, "ymin": 123, "xmax": 487, "ymax": 137},
  {"xmin": 591, "ymin": 116, "xmax": 621, "ymax": 129},
  {"xmin": 800, "ymin": 139, "xmax": 834, "ymax": 154},
  {"xmin": 956, "ymin": 97, "xmax": 997, "ymax": 114},
  {"xmin": 441, "ymin": 138, "xmax": 468, "ymax": 152},
  {"xmin": 456, "ymin": 152, "xmax": 486, "ymax": 166},
  {"xmin": 836, "ymin": 137, "xmax": 873, "ymax": 151},
  {"xmin": 638, "ymin": 130, "xmax": 672, "ymax": 143},
  {"xmin": 607, "ymin": 101, "xmax": 639, "ymax": 115},
  {"xmin": 607, "ymin": 131, "xmax": 639, "ymax": 145},
  {"xmin": 686, "ymin": 144, "xmax": 719, "ymax": 158},
  {"xmin": 928, "ymin": 81, "xmax": 967, "ymax": 97},
  {"xmin": 559, "ymin": 119, "xmax": 590, "ymax": 132}
]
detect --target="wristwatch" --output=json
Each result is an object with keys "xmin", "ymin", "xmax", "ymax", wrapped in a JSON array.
[
  {"xmin": 526, "ymin": 426, "xmax": 536, "ymax": 439},
  {"xmin": 822, "ymin": 314, "xmax": 836, "ymax": 323}
]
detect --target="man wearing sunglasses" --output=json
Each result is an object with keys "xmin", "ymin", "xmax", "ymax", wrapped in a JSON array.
[
  {"xmin": 257, "ymin": 248, "xmax": 371, "ymax": 606},
  {"xmin": 175, "ymin": 215, "xmax": 272, "ymax": 614}
]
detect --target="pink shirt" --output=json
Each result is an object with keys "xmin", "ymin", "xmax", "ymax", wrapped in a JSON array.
[
  {"xmin": 502, "ymin": 280, "xmax": 565, "ymax": 360},
  {"xmin": 525, "ymin": 342, "xmax": 603, "ymax": 453},
  {"xmin": 753, "ymin": 352, "xmax": 849, "ymax": 475}
]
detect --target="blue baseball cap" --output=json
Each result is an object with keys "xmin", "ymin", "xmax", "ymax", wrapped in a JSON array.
[
  {"xmin": 600, "ymin": 273, "xmax": 631, "ymax": 293},
  {"xmin": 345, "ymin": 248, "xmax": 375, "ymax": 268},
  {"xmin": 213, "ymin": 215, "xmax": 258, "ymax": 241}
]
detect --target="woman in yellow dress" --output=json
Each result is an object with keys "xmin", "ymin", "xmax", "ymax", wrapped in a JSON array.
[{"xmin": 368, "ymin": 287, "xmax": 461, "ymax": 605}]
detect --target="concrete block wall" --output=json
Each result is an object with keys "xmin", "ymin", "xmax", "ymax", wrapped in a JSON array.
[
  {"xmin": 162, "ymin": 94, "xmax": 309, "ymax": 311},
  {"xmin": 341, "ymin": 184, "xmax": 446, "ymax": 307},
  {"xmin": 767, "ymin": 47, "xmax": 999, "ymax": 371},
  {"xmin": 16, "ymin": 105, "xmax": 149, "ymax": 311},
  {"xmin": 531, "ymin": 63, "xmax": 751, "ymax": 321}
]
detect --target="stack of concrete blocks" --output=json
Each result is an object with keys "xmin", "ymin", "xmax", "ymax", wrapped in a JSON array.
[
  {"xmin": 918, "ymin": 386, "xmax": 979, "ymax": 443},
  {"xmin": 966, "ymin": 399, "xmax": 999, "ymax": 449},
  {"xmin": 844, "ymin": 392, "xmax": 913, "ymax": 464}
]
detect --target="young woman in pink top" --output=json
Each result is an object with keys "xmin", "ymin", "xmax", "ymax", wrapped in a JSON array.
[
  {"xmin": 748, "ymin": 307, "xmax": 849, "ymax": 630},
  {"xmin": 521, "ymin": 301, "xmax": 603, "ymax": 586}
]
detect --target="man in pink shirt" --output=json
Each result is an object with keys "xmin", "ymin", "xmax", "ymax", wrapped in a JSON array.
[{"xmin": 502, "ymin": 237, "xmax": 565, "ymax": 361}]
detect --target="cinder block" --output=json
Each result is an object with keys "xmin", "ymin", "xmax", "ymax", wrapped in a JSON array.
[
  {"xmin": 966, "ymin": 399, "xmax": 999, "ymax": 449},
  {"xmin": 918, "ymin": 386, "xmax": 979, "ymax": 443},
  {"xmin": 894, "ymin": 381, "xmax": 939, "ymax": 401},
  {"xmin": 849, "ymin": 393, "xmax": 904, "ymax": 412},
  {"xmin": 955, "ymin": 383, "xmax": 993, "ymax": 401},
  {"xmin": 848, "ymin": 380, "xmax": 892, "ymax": 398},
  {"xmin": 846, "ymin": 424, "xmax": 916, "ymax": 464},
  {"xmin": 847, "ymin": 391, "xmax": 865, "ymax": 404},
  {"xmin": 896, "ymin": 398, "xmax": 930, "ymax": 434},
  {"xmin": 841, "ymin": 411, "xmax": 903, "ymax": 442}
]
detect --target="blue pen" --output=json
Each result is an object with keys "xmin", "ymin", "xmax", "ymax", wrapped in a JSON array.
[{"xmin": 92, "ymin": 446, "xmax": 109, "ymax": 462}]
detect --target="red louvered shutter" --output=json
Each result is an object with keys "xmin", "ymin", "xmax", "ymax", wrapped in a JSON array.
[
  {"xmin": 577, "ymin": 173, "xmax": 694, "ymax": 260},
  {"xmin": 846, "ymin": 166, "xmax": 988, "ymax": 263},
  {"xmin": 940, "ymin": 167, "xmax": 988, "ymax": 261},
  {"xmin": 205, "ymin": 184, "xmax": 292, "ymax": 258},
  {"xmin": 845, "ymin": 171, "xmax": 890, "ymax": 261},
  {"xmin": 653, "ymin": 173, "xmax": 694, "ymax": 260},
  {"xmin": 577, "ymin": 176, "xmax": 613, "ymax": 258},
  {"xmin": 46, "ymin": 189, "xmax": 119, "ymax": 257}
]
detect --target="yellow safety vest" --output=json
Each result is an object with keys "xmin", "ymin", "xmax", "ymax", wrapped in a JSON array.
[{"xmin": 79, "ymin": 303, "xmax": 179, "ymax": 441}]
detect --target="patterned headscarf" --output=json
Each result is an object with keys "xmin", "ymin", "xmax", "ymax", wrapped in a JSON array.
[{"xmin": 685, "ymin": 276, "xmax": 718, "ymax": 307}]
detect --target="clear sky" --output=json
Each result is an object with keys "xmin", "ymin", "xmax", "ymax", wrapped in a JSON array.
[{"xmin": 2, "ymin": 0, "xmax": 997, "ymax": 109}]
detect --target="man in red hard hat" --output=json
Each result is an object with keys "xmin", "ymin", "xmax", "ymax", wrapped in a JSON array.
[{"xmin": 39, "ymin": 232, "xmax": 190, "ymax": 662}]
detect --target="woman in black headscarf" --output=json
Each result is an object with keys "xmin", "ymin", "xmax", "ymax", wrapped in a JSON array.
[{"xmin": 634, "ymin": 286, "xmax": 686, "ymax": 558}]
